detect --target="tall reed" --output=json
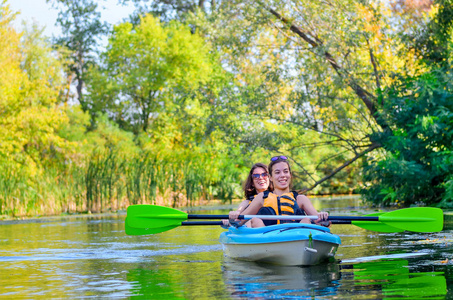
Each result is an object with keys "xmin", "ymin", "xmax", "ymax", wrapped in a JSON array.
[{"xmin": 0, "ymin": 147, "xmax": 244, "ymax": 217}]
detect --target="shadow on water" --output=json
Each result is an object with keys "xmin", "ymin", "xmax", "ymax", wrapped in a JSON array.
[{"xmin": 221, "ymin": 259, "xmax": 341, "ymax": 298}]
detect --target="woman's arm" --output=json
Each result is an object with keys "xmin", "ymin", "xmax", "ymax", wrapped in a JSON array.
[
  {"xmin": 240, "ymin": 192, "xmax": 265, "ymax": 215},
  {"xmin": 226, "ymin": 199, "xmax": 251, "ymax": 221},
  {"xmin": 236, "ymin": 199, "xmax": 251, "ymax": 213},
  {"xmin": 231, "ymin": 192, "xmax": 265, "ymax": 225}
]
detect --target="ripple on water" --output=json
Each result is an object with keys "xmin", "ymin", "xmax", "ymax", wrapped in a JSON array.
[
  {"xmin": 0, "ymin": 244, "xmax": 223, "ymax": 264},
  {"xmin": 340, "ymin": 251, "xmax": 429, "ymax": 263}
]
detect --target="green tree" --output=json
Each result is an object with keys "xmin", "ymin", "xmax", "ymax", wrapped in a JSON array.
[
  {"xmin": 113, "ymin": 1, "xmax": 362, "ymax": 193},
  {"xmin": 363, "ymin": 69, "xmax": 453, "ymax": 207},
  {"xmin": 0, "ymin": 1, "xmax": 69, "ymax": 175},
  {"xmin": 185, "ymin": 0, "xmax": 453, "ymax": 201},
  {"xmin": 92, "ymin": 14, "xmax": 216, "ymax": 136},
  {"xmin": 411, "ymin": 0, "xmax": 453, "ymax": 67},
  {"xmin": 0, "ymin": 1, "xmax": 74, "ymax": 215},
  {"xmin": 48, "ymin": 0, "xmax": 108, "ymax": 129},
  {"xmin": 359, "ymin": 1, "xmax": 453, "ymax": 206}
]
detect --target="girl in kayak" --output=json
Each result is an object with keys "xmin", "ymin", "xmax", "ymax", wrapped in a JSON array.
[
  {"xmin": 231, "ymin": 156, "xmax": 330, "ymax": 228},
  {"xmin": 222, "ymin": 163, "xmax": 272, "ymax": 227}
]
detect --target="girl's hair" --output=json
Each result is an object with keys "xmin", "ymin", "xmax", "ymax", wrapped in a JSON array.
[
  {"xmin": 268, "ymin": 157, "xmax": 292, "ymax": 190},
  {"xmin": 243, "ymin": 163, "xmax": 270, "ymax": 199}
]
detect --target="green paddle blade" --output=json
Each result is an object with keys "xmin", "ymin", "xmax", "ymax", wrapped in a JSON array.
[
  {"xmin": 127, "ymin": 205, "xmax": 188, "ymax": 229},
  {"xmin": 125, "ymin": 217, "xmax": 180, "ymax": 235},
  {"xmin": 378, "ymin": 207, "xmax": 444, "ymax": 233},
  {"xmin": 352, "ymin": 213, "xmax": 404, "ymax": 233}
]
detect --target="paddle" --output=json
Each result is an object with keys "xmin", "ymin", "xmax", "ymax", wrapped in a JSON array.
[
  {"xmin": 346, "ymin": 212, "xmax": 404, "ymax": 233},
  {"xmin": 126, "ymin": 205, "xmax": 443, "ymax": 234},
  {"xmin": 124, "ymin": 218, "xmax": 381, "ymax": 235},
  {"xmin": 125, "ymin": 218, "xmax": 223, "ymax": 235},
  {"xmin": 125, "ymin": 214, "xmax": 400, "ymax": 234}
]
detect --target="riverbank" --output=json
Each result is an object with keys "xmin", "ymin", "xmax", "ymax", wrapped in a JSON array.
[{"xmin": 0, "ymin": 194, "xmax": 363, "ymax": 222}]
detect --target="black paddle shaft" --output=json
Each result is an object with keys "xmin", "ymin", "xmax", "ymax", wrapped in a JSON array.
[
  {"xmin": 181, "ymin": 220, "xmax": 352, "ymax": 225},
  {"xmin": 327, "ymin": 216, "xmax": 379, "ymax": 221},
  {"xmin": 187, "ymin": 214, "xmax": 234, "ymax": 219},
  {"xmin": 182, "ymin": 221, "xmax": 223, "ymax": 225},
  {"xmin": 186, "ymin": 214, "xmax": 380, "ymax": 221}
]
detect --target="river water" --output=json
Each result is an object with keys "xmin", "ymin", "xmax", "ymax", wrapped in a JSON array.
[{"xmin": 1, "ymin": 196, "xmax": 452, "ymax": 299}]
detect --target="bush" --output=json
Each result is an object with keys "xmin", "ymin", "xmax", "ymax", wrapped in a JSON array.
[{"xmin": 362, "ymin": 70, "xmax": 453, "ymax": 207}]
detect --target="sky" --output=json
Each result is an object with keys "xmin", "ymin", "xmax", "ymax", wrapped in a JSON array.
[{"xmin": 8, "ymin": 0, "xmax": 136, "ymax": 38}]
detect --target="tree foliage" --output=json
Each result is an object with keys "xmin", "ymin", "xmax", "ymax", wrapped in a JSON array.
[
  {"xmin": 3, "ymin": 0, "xmax": 453, "ymax": 217},
  {"xmin": 90, "ymin": 14, "xmax": 217, "ymax": 136},
  {"xmin": 180, "ymin": 1, "xmax": 403, "ymax": 192},
  {"xmin": 48, "ymin": 0, "xmax": 108, "ymax": 128},
  {"xmin": 363, "ymin": 69, "xmax": 453, "ymax": 207},
  {"xmin": 410, "ymin": 0, "xmax": 453, "ymax": 67},
  {"xmin": 0, "ymin": 2, "xmax": 69, "ymax": 176},
  {"xmin": 177, "ymin": 0, "xmax": 453, "ymax": 204}
]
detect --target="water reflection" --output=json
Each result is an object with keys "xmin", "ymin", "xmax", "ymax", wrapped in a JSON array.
[
  {"xmin": 221, "ymin": 258, "xmax": 341, "ymax": 298},
  {"xmin": 221, "ymin": 256, "xmax": 447, "ymax": 299},
  {"xmin": 127, "ymin": 267, "xmax": 186, "ymax": 299},
  {"xmin": 340, "ymin": 259, "xmax": 447, "ymax": 299},
  {"xmin": 125, "ymin": 252, "xmax": 227, "ymax": 299}
]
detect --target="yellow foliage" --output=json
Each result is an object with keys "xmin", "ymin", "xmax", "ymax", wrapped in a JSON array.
[{"xmin": 0, "ymin": 2, "xmax": 69, "ymax": 176}]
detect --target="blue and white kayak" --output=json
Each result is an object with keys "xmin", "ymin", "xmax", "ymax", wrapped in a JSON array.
[{"xmin": 219, "ymin": 223, "xmax": 341, "ymax": 266}]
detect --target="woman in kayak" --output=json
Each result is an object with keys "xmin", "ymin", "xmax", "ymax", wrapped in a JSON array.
[
  {"xmin": 231, "ymin": 156, "xmax": 329, "ymax": 228},
  {"xmin": 222, "ymin": 163, "xmax": 272, "ymax": 227}
]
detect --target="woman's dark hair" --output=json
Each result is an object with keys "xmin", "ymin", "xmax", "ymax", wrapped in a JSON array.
[
  {"xmin": 243, "ymin": 163, "xmax": 270, "ymax": 199},
  {"xmin": 268, "ymin": 157, "xmax": 292, "ymax": 190}
]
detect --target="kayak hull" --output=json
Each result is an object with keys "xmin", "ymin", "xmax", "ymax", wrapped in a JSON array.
[{"xmin": 219, "ymin": 223, "xmax": 341, "ymax": 266}]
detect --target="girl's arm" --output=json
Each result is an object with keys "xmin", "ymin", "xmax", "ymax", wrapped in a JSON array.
[{"xmin": 297, "ymin": 194, "xmax": 329, "ymax": 221}]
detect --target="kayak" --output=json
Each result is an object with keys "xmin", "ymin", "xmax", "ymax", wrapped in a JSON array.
[{"xmin": 219, "ymin": 223, "xmax": 341, "ymax": 266}]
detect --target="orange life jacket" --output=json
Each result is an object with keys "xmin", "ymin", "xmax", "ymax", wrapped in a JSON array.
[{"xmin": 261, "ymin": 191, "xmax": 304, "ymax": 224}]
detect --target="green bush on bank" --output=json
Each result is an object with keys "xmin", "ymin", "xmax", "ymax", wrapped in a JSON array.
[{"xmin": 362, "ymin": 70, "xmax": 453, "ymax": 208}]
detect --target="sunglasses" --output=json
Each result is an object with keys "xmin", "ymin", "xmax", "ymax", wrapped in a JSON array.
[
  {"xmin": 252, "ymin": 173, "xmax": 269, "ymax": 179},
  {"xmin": 271, "ymin": 156, "xmax": 288, "ymax": 161}
]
